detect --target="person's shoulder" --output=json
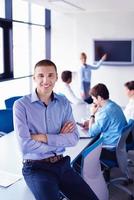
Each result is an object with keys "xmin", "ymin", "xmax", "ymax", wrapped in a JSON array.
[
  {"xmin": 107, "ymin": 100, "xmax": 124, "ymax": 114},
  {"xmin": 110, "ymin": 100, "xmax": 121, "ymax": 107},
  {"xmin": 14, "ymin": 94, "xmax": 31, "ymax": 107},
  {"xmin": 18, "ymin": 94, "xmax": 31, "ymax": 101},
  {"xmin": 100, "ymin": 100, "xmax": 115, "ymax": 114},
  {"xmin": 86, "ymin": 64, "xmax": 91, "ymax": 67},
  {"xmin": 106, "ymin": 100, "xmax": 118, "ymax": 108},
  {"xmin": 129, "ymin": 98, "xmax": 134, "ymax": 105},
  {"xmin": 54, "ymin": 93, "xmax": 70, "ymax": 105}
]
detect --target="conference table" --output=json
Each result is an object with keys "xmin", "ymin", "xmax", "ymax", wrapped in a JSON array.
[{"xmin": 0, "ymin": 132, "xmax": 92, "ymax": 200}]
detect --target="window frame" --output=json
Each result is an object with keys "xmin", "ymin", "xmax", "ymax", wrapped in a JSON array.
[{"xmin": 0, "ymin": 1, "xmax": 51, "ymax": 82}]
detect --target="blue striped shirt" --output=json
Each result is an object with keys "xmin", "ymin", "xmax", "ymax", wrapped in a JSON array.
[{"xmin": 13, "ymin": 91, "xmax": 79, "ymax": 160}]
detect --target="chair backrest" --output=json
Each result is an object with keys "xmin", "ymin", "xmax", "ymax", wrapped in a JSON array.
[
  {"xmin": 116, "ymin": 120, "xmax": 134, "ymax": 177},
  {"xmin": 129, "ymin": 119, "xmax": 134, "ymax": 141},
  {"xmin": 0, "ymin": 109, "xmax": 14, "ymax": 133},
  {"xmin": 5, "ymin": 96, "xmax": 22, "ymax": 109},
  {"xmin": 81, "ymin": 136, "xmax": 109, "ymax": 200}
]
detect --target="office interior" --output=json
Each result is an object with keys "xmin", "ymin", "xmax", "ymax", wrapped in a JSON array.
[
  {"xmin": 0, "ymin": 1, "xmax": 134, "ymax": 200},
  {"xmin": 0, "ymin": 0, "xmax": 134, "ymax": 108}
]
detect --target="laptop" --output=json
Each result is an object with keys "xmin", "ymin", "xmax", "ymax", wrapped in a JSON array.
[{"xmin": 76, "ymin": 123, "xmax": 91, "ymax": 139}]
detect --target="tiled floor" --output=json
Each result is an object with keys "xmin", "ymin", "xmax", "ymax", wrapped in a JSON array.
[{"xmin": 109, "ymin": 151, "xmax": 134, "ymax": 200}]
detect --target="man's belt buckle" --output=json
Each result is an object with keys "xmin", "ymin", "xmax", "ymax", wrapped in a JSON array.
[{"xmin": 50, "ymin": 156, "xmax": 58, "ymax": 163}]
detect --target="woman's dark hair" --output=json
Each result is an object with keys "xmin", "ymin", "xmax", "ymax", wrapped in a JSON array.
[
  {"xmin": 61, "ymin": 71, "xmax": 72, "ymax": 82},
  {"xmin": 34, "ymin": 59, "xmax": 57, "ymax": 72},
  {"xmin": 90, "ymin": 83, "xmax": 109, "ymax": 100},
  {"xmin": 124, "ymin": 81, "xmax": 134, "ymax": 90}
]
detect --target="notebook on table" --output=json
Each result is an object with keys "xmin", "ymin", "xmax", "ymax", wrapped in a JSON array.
[
  {"xmin": 77, "ymin": 124, "xmax": 91, "ymax": 139},
  {"xmin": 0, "ymin": 170, "xmax": 22, "ymax": 187}
]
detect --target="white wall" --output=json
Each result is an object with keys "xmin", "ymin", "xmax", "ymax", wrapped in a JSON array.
[
  {"xmin": 0, "ymin": 77, "xmax": 32, "ymax": 108},
  {"xmin": 51, "ymin": 11, "xmax": 134, "ymax": 107},
  {"xmin": 51, "ymin": 12, "xmax": 76, "ymax": 70},
  {"xmin": 51, "ymin": 11, "xmax": 79, "ymax": 93}
]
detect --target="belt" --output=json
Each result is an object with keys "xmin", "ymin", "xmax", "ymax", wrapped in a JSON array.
[{"xmin": 23, "ymin": 154, "xmax": 63, "ymax": 164}]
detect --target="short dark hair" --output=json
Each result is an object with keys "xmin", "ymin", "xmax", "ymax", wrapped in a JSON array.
[
  {"xmin": 124, "ymin": 81, "xmax": 134, "ymax": 90},
  {"xmin": 90, "ymin": 83, "xmax": 109, "ymax": 100},
  {"xmin": 34, "ymin": 59, "xmax": 57, "ymax": 72},
  {"xmin": 61, "ymin": 71, "xmax": 72, "ymax": 82}
]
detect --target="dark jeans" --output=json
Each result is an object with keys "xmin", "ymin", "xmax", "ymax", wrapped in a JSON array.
[
  {"xmin": 84, "ymin": 96, "xmax": 93, "ymax": 104},
  {"xmin": 22, "ymin": 156, "xmax": 98, "ymax": 200},
  {"xmin": 82, "ymin": 81, "xmax": 91, "ymax": 99},
  {"xmin": 100, "ymin": 148, "xmax": 116, "ymax": 161},
  {"xmin": 100, "ymin": 148, "xmax": 116, "ymax": 182}
]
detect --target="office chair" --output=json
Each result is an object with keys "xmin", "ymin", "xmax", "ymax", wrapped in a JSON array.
[
  {"xmin": 0, "ymin": 109, "xmax": 14, "ymax": 135},
  {"xmin": 126, "ymin": 119, "xmax": 134, "ymax": 167},
  {"xmin": 73, "ymin": 136, "xmax": 109, "ymax": 200},
  {"xmin": 5, "ymin": 96, "xmax": 22, "ymax": 109},
  {"xmin": 101, "ymin": 121, "xmax": 134, "ymax": 199},
  {"xmin": 59, "ymin": 192, "xmax": 68, "ymax": 200},
  {"xmin": 126, "ymin": 119, "xmax": 134, "ymax": 150}
]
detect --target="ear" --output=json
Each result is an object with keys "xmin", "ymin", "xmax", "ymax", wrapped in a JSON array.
[
  {"xmin": 97, "ymin": 96, "xmax": 102, "ymax": 101},
  {"xmin": 56, "ymin": 73, "xmax": 58, "ymax": 81},
  {"xmin": 33, "ymin": 74, "xmax": 35, "ymax": 81}
]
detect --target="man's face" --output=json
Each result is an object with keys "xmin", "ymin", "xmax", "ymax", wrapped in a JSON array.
[
  {"xmin": 91, "ymin": 96, "xmax": 102, "ymax": 107},
  {"xmin": 33, "ymin": 65, "xmax": 58, "ymax": 94}
]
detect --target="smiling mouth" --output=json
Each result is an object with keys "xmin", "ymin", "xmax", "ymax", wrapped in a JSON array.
[
  {"xmin": 44, "ymin": 86, "xmax": 50, "ymax": 88},
  {"xmin": 42, "ymin": 84, "xmax": 52, "ymax": 88}
]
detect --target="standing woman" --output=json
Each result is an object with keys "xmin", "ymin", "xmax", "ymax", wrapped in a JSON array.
[
  {"xmin": 80, "ymin": 52, "xmax": 107, "ymax": 100},
  {"xmin": 124, "ymin": 80, "xmax": 134, "ymax": 121}
]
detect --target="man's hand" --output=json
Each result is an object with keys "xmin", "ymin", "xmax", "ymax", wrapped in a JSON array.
[
  {"xmin": 61, "ymin": 121, "xmax": 76, "ymax": 134},
  {"xmin": 83, "ymin": 120, "xmax": 89, "ymax": 130},
  {"xmin": 90, "ymin": 103, "xmax": 99, "ymax": 115},
  {"xmin": 101, "ymin": 53, "xmax": 107, "ymax": 61},
  {"xmin": 81, "ymin": 93, "xmax": 85, "ymax": 99},
  {"xmin": 31, "ymin": 134, "xmax": 48, "ymax": 143}
]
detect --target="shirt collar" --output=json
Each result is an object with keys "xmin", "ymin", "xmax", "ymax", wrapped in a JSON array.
[{"xmin": 31, "ymin": 90, "xmax": 59, "ymax": 103}]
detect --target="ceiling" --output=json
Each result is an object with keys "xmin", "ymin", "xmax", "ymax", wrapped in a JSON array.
[{"xmin": 26, "ymin": 0, "xmax": 134, "ymax": 13}]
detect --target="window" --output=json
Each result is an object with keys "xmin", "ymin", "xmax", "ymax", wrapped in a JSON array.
[
  {"xmin": 0, "ymin": 28, "xmax": 4, "ymax": 74},
  {"xmin": 0, "ymin": 1, "xmax": 51, "ymax": 81},
  {"xmin": 31, "ymin": 3, "xmax": 45, "ymax": 25},
  {"xmin": 13, "ymin": 0, "xmax": 29, "ymax": 22},
  {"xmin": 31, "ymin": 25, "xmax": 46, "ymax": 74},
  {"xmin": 13, "ymin": 22, "xmax": 29, "ymax": 77},
  {"xmin": 0, "ymin": 0, "xmax": 5, "ymax": 18}
]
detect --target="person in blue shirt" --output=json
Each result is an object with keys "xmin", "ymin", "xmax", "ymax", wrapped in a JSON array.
[
  {"xmin": 83, "ymin": 83, "xmax": 127, "ymax": 159},
  {"xmin": 13, "ymin": 59, "xmax": 98, "ymax": 200},
  {"xmin": 80, "ymin": 52, "xmax": 107, "ymax": 100}
]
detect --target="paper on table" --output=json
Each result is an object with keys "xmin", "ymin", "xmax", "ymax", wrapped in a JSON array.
[
  {"xmin": 0, "ymin": 132, "xmax": 5, "ymax": 137},
  {"xmin": 0, "ymin": 170, "xmax": 22, "ymax": 187},
  {"xmin": 77, "ymin": 125, "xmax": 90, "ymax": 139}
]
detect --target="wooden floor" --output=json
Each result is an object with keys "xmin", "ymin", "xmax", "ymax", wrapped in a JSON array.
[{"xmin": 109, "ymin": 151, "xmax": 134, "ymax": 200}]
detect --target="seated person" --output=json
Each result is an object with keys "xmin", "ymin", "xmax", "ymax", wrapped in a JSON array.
[
  {"xmin": 61, "ymin": 70, "xmax": 85, "ymax": 104},
  {"xmin": 61, "ymin": 70, "xmax": 92, "ymax": 104},
  {"xmin": 124, "ymin": 80, "xmax": 134, "ymax": 144},
  {"xmin": 83, "ymin": 83, "xmax": 127, "ymax": 160},
  {"xmin": 124, "ymin": 80, "xmax": 134, "ymax": 122}
]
